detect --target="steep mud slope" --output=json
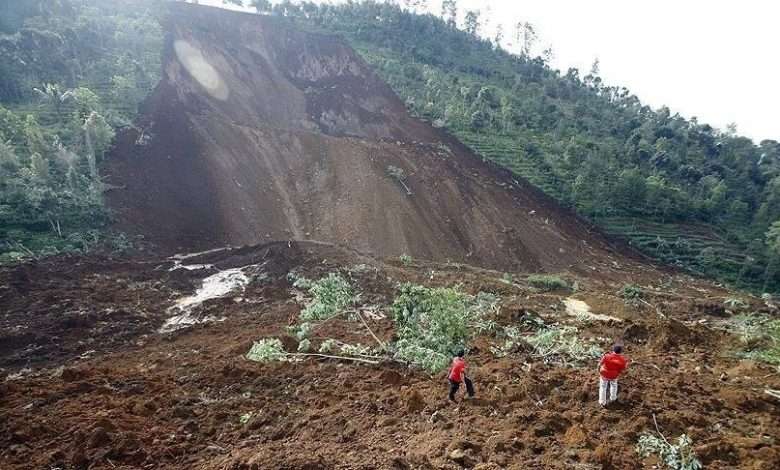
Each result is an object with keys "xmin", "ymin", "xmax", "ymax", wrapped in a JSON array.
[{"xmin": 107, "ymin": 3, "xmax": 622, "ymax": 272}]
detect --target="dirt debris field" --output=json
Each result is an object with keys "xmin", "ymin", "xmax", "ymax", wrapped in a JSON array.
[{"xmin": 1, "ymin": 242, "xmax": 779, "ymax": 469}]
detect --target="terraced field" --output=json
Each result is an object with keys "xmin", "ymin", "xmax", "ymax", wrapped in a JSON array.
[{"xmin": 457, "ymin": 130, "xmax": 567, "ymax": 201}]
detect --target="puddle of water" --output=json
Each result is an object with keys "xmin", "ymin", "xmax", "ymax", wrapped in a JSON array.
[
  {"xmin": 564, "ymin": 298, "xmax": 622, "ymax": 322},
  {"xmin": 160, "ymin": 266, "xmax": 253, "ymax": 333}
]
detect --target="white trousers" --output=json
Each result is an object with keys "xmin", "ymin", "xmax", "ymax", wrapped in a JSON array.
[{"xmin": 599, "ymin": 377, "xmax": 618, "ymax": 405}]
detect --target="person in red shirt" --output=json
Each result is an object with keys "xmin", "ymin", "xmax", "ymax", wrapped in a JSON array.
[
  {"xmin": 598, "ymin": 345, "xmax": 628, "ymax": 406},
  {"xmin": 448, "ymin": 349, "xmax": 475, "ymax": 402}
]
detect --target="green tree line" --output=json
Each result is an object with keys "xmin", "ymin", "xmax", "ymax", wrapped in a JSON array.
[{"xmin": 0, "ymin": 0, "xmax": 162, "ymax": 259}]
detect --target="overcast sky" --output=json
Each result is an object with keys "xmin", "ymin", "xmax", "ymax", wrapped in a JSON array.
[{"xmin": 199, "ymin": 0, "xmax": 779, "ymax": 142}]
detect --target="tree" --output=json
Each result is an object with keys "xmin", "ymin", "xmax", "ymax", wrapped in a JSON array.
[
  {"xmin": 515, "ymin": 21, "xmax": 537, "ymax": 57},
  {"xmin": 764, "ymin": 222, "xmax": 780, "ymax": 289},
  {"xmin": 33, "ymin": 83, "xmax": 75, "ymax": 118},
  {"xmin": 441, "ymin": 0, "xmax": 457, "ymax": 28},
  {"xmin": 251, "ymin": 0, "xmax": 271, "ymax": 13},
  {"xmin": 464, "ymin": 10, "xmax": 480, "ymax": 36},
  {"xmin": 494, "ymin": 24, "xmax": 504, "ymax": 49}
]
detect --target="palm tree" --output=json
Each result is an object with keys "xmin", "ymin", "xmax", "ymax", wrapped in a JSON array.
[{"xmin": 33, "ymin": 83, "xmax": 74, "ymax": 118}]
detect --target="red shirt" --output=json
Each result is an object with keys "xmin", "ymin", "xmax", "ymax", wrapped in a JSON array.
[
  {"xmin": 448, "ymin": 357, "xmax": 466, "ymax": 382},
  {"xmin": 599, "ymin": 352, "xmax": 627, "ymax": 380}
]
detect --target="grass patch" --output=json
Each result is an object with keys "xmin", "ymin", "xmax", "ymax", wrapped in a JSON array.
[{"xmin": 527, "ymin": 274, "xmax": 569, "ymax": 291}]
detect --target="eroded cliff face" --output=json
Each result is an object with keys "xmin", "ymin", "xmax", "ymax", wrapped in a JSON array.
[{"xmin": 106, "ymin": 3, "xmax": 620, "ymax": 272}]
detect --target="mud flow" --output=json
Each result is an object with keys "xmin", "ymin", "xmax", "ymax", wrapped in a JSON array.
[{"xmin": 2, "ymin": 242, "xmax": 779, "ymax": 469}]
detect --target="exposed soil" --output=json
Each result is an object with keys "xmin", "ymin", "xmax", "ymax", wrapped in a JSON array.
[
  {"xmin": 6, "ymin": 4, "xmax": 778, "ymax": 470},
  {"xmin": 1, "ymin": 243, "xmax": 778, "ymax": 469},
  {"xmin": 105, "ymin": 3, "xmax": 634, "ymax": 273}
]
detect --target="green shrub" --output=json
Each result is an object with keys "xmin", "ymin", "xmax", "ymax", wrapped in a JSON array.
[
  {"xmin": 636, "ymin": 433, "xmax": 702, "ymax": 470},
  {"xmin": 391, "ymin": 283, "xmax": 498, "ymax": 373},
  {"xmin": 399, "ymin": 253, "xmax": 413, "ymax": 266},
  {"xmin": 246, "ymin": 338, "xmax": 286, "ymax": 362},
  {"xmin": 293, "ymin": 272, "xmax": 356, "ymax": 321},
  {"xmin": 526, "ymin": 325, "xmax": 600, "ymax": 365},
  {"xmin": 728, "ymin": 313, "xmax": 780, "ymax": 365},
  {"xmin": 527, "ymin": 274, "xmax": 569, "ymax": 291},
  {"xmin": 619, "ymin": 284, "xmax": 644, "ymax": 300},
  {"xmin": 319, "ymin": 338, "xmax": 337, "ymax": 353}
]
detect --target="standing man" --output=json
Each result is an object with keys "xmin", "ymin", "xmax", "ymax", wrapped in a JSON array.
[
  {"xmin": 448, "ymin": 349, "xmax": 475, "ymax": 402},
  {"xmin": 599, "ymin": 344, "xmax": 628, "ymax": 406}
]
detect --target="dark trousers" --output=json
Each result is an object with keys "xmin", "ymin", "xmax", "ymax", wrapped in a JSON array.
[{"xmin": 448, "ymin": 377, "xmax": 475, "ymax": 401}]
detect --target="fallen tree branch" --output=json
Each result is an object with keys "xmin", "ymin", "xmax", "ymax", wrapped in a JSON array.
[
  {"xmin": 765, "ymin": 389, "xmax": 780, "ymax": 400},
  {"xmin": 356, "ymin": 309, "xmax": 387, "ymax": 351},
  {"xmin": 652, "ymin": 413, "xmax": 672, "ymax": 447},
  {"xmin": 286, "ymin": 352, "xmax": 381, "ymax": 365}
]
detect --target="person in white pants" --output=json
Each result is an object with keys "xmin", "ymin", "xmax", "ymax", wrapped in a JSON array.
[
  {"xmin": 599, "ymin": 376, "xmax": 619, "ymax": 406},
  {"xmin": 598, "ymin": 345, "xmax": 628, "ymax": 406}
]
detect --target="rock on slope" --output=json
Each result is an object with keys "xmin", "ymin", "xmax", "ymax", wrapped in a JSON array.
[{"xmin": 106, "ymin": 3, "xmax": 619, "ymax": 272}]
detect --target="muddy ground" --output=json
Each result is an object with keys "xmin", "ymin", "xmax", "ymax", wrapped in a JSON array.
[{"xmin": 1, "ymin": 242, "xmax": 778, "ymax": 469}]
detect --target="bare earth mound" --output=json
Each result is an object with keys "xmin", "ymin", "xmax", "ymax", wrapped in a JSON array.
[{"xmin": 106, "ymin": 3, "xmax": 623, "ymax": 273}]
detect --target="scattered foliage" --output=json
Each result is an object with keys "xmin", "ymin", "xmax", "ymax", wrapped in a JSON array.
[
  {"xmin": 246, "ymin": 338, "xmax": 286, "ymax": 362},
  {"xmin": 526, "ymin": 325, "xmax": 600, "ymax": 365},
  {"xmin": 319, "ymin": 338, "xmax": 338, "ymax": 354},
  {"xmin": 727, "ymin": 313, "xmax": 780, "ymax": 365},
  {"xmin": 619, "ymin": 284, "xmax": 644, "ymax": 300},
  {"xmin": 636, "ymin": 433, "xmax": 702, "ymax": 470},
  {"xmin": 293, "ymin": 273, "xmax": 357, "ymax": 322},
  {"xmin": 297, "ymin": 338, "xmax": 312, "ymax": 353},
  {"xmin": 399, "ymin": 253, "xmax": 413, "ymax": 266}
]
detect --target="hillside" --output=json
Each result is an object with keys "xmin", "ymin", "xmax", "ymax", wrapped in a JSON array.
[
  {"xmin": 285, "ymin": 1, "xmax": 780, "ymax": 292},
  {"xmin": 3, "ymin": 3, "xmax": 780, "ymax": 470},
  {"xmin": 105, "ymin": 3, "xmax": 624, "ymax": 273}
]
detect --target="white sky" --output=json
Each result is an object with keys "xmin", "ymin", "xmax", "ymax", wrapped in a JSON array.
[{"xmin": 199, "ymin": 0, "xmax": 779, "ymax": 142}]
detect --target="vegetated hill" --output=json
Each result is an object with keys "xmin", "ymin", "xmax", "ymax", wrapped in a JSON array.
[
  {"xmin": 281, "ymin": 1, "xmax": 780, "ymax": 292},
  {"xmin": 106, "ymin": 3, "xmax": 627, "ymax": 273}
]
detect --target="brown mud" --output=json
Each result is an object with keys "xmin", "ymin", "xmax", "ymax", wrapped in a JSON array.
[
  {"xmin": 1, "ymin": 242, "xmax": 779, "ymax": 469},
  {"xmin": 105, "ymin": 3, "xmax": 634, "ymax": 273}
]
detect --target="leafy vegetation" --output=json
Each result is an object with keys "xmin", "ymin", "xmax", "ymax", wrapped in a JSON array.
[
  {"xmin": 0, "ymin": 0, "xmax": 162, "ymax": 261},
  {"xmin": 292, "ymin": 272, "xmax": 357, "ymax": 322},
  {"xmin": 527, "ymin": 274, "xmax": 569, "ymax": 291},
  {"xmin": 391, "ymin": 283, "xmax": 498, "ymax": 373},
  {"xmin": 636, "ymin": 433, "xmax": 702, "ymax": 470},
  {"xmin": 619, "ymin": 284, "xmax": 644, "ymax": 301},
  {"xmin": 526, "ymin": 325, "xmax": 600, "ymax": 365},
  {"xmin": 246, "ymin": 338, "xmax": 286, "ymax": 362},
  {"xmin": 727, "ymin": 313, "xmax": 780, "ymax": 365},
  {"xmin": 399, "ymin": 253, "xmax": 413, "ymax": 266}
]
